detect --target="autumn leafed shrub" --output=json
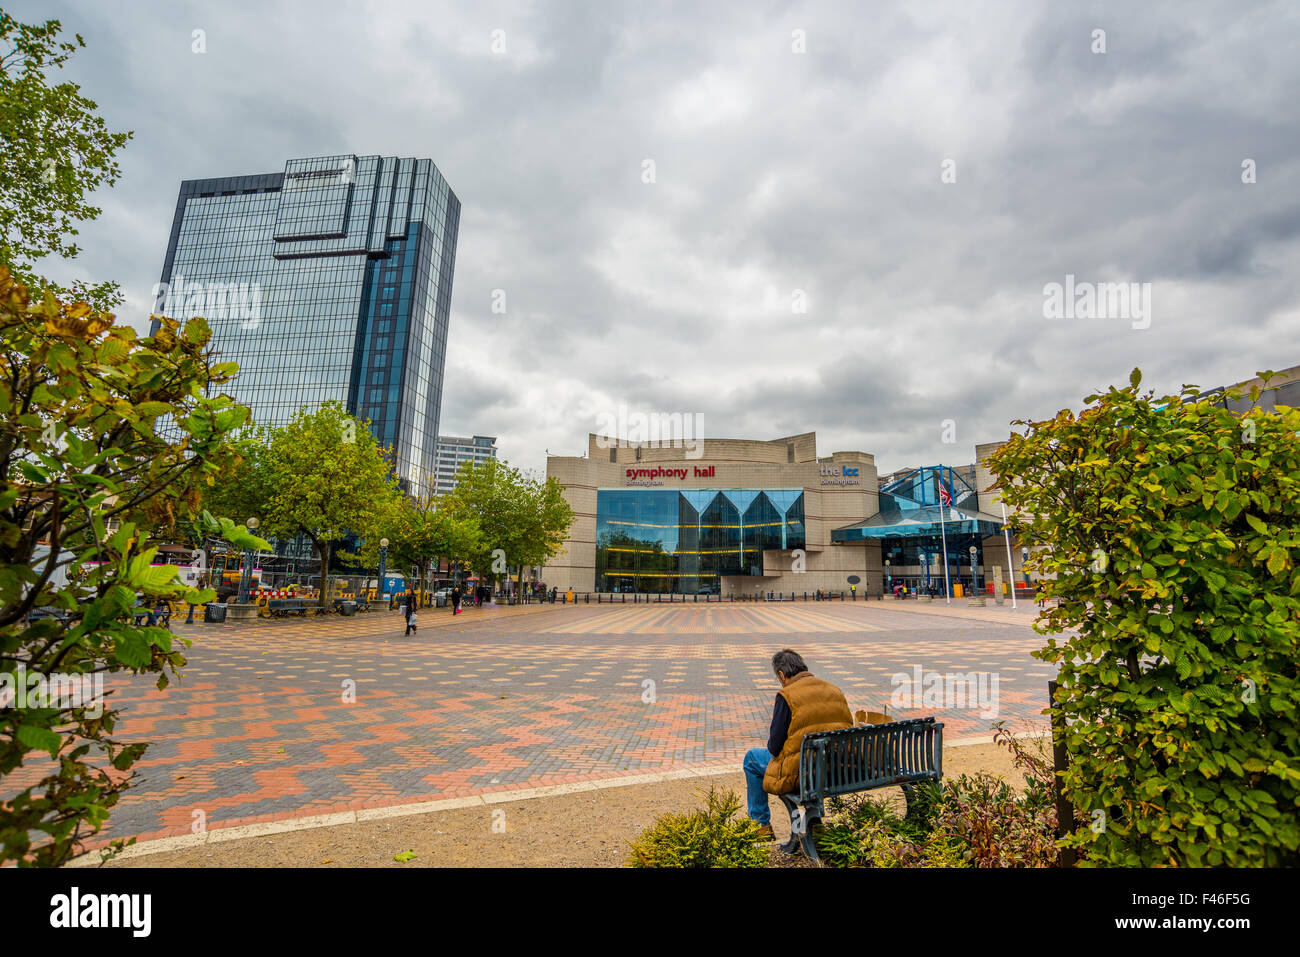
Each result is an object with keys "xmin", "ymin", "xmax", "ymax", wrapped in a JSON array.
[{"xmin": 815, "ymin": 728, "xmax": 1060, "ymax": 868}]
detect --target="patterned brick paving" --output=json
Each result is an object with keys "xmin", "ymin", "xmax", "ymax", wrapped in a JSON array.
[{"xmin": 5, "ymin": 601, "xmax": 1055, "ymax": 849}]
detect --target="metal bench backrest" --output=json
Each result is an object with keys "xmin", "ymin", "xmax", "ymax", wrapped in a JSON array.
[{"xmin": 797, "ymin": 717, "xmax": 943, "ymax": 804}]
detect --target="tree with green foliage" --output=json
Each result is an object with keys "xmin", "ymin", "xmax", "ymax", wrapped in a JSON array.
[
  {"xmin": 357, "ymin": 470, "xmax": 482, "ymax": 593},
  {"xmin": 205, "ymin": 402, "xmax": 404, "ymax": 608},
  {"xmin": 988, "ymin": 369, "xmax": 1300, "ymax": 866},
  {"xmin": 0, "ymin": 270, "xmax": 266, "ymax": 866},
  {"xmin": 0, "ymin": 13, "xmax": 132, "ymax": 311},
  {"xmin": 441, "ymin": 458, "xmax": 574, "ymax": 595}
]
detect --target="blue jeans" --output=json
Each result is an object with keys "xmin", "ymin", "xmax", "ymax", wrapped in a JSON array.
[{"xmin": 743, "ymin": 747, "xmax": 774, "ymax": 825}]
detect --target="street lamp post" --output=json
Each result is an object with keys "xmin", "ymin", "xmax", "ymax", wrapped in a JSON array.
[
  {"xmin": 884, "ymin": 558, "xmax": 891, "ymax": 593},
  {"xmin": 968, "ymin": 545, "xmax": 978, "ymax": 595},
  {"xmin": 237, "ymin": 517, "xmax": 259, "ymax": 605},
  {"xmin": 377, "ymin": 538, "xmax": 389, "ymax": 604}
]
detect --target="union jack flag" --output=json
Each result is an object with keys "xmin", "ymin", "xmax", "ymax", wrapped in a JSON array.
[{"xmin": 938, "ymin": 482, "xmax": 952, "ymax": 508}]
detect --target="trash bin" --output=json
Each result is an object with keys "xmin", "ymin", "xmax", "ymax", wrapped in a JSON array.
[
  {"xmin": 436, "ymin": 596, "xmax": 448, "ymax": 608},
  {"xmin": 339, "ymin": 601, "xmax": 356, "ymax": 616},
  {"xmin": 204, "ymin": 602, "xmax": 227, "ymax": 623}
]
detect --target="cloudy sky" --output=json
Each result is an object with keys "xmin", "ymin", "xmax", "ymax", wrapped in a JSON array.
[{"xmin": 18, "ymin": 0, "xmax": 1300, "ymax": 475}]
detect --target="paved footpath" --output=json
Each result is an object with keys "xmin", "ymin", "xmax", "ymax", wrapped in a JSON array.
[{"xmin": 7, "ymin": 600, "xmax": 1056, "ymax": 852}]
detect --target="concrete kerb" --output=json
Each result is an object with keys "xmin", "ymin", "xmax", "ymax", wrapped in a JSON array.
[{"xmin": 64, "ymin": 734, "xmax": 1050, "ymax": 866}]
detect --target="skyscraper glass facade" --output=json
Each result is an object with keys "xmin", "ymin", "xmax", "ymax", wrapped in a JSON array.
[
  {"xmin": 152, "ymin": 154, "xmax": 460, "ymax": 494},
  {"xmin": 594, "ymin": 489, "xmax": 805, "ymax": 593}
]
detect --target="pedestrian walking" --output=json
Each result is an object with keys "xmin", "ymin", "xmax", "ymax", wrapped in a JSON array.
[
  {"xmin": 404, "ymin": 589, "xmax": 417, "ymax": 635},
  {"xmin": 451, "ymin": 586, "xmax": 462, "ymax": 615}
]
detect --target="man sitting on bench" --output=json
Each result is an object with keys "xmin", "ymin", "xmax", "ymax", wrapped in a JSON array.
[{"xmin": 742, "ymin": 648, "xmax": 853, "ymax": 841}]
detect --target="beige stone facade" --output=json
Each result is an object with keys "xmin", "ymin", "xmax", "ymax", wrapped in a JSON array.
[{"xmin": 542, "ymin": 432, "xmax": 884, "ymax": 596}]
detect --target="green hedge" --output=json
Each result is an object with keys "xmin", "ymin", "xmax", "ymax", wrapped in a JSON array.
[{"xmin": 989, "ymin": 369, "xmax": 1300, "ymax": 866}]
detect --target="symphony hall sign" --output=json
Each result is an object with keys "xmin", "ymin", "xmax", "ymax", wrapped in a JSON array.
[{"xmin": 620, "ymin": 464, "xmax": 860, "ymax": 487}]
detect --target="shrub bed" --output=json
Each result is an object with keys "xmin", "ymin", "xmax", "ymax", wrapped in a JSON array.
[
  {"xmin": 628, "ymin": 786, "xmax": 768, "ymax": 868},
  {"xmin": 629, "ymin": 730, "xmax": 1062, "ymax": 868}
]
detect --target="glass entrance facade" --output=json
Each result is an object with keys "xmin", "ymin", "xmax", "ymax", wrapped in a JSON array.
[
  {"xmin": 832, "ymin": 466, "xmax": 1003, "ymax": 597},
  {"xmin": 880, "ymin": 537, "xmax": 986, "ymax": 595},
  {"xmin": 595, "ymin": 489, "xmax": 805, "ymax": 593}
]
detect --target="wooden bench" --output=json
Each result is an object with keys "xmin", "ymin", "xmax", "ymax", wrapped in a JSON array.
[{"xmin": 778, "ymin": 716, "xmax": 944, "ymax": 863}]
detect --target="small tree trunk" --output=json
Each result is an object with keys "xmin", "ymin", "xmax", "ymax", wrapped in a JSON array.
[{"xmin": 317, "ymin": 539, "xmax": 331, "ymax": 609}]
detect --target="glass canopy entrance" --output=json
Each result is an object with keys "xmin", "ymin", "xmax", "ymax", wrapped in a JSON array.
[{"xmin": 831, "ymin": 466, "xmax": 1006, "ymax": 596}]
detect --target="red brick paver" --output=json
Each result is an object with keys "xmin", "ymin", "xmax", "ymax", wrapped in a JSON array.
[{"xmin": 4, "ymin": 601, "xmax": 1053, "ymax": 851}]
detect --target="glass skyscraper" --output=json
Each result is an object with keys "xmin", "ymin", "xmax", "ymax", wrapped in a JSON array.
[{"xmin": 151, "ymin": 154, "xmax": 460, "ymax": 493}]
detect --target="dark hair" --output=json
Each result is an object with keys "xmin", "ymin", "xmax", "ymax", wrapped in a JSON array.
[{"xmin": 771, "ymin": 649, "xmax": 808, "ymax": 679}]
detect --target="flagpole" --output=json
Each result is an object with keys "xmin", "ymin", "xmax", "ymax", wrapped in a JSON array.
[
  {"xmin": 939, "ymin": 473, "xmax": 952, "ymax": 604},
  {"xmin": 1001, "ymin": 502, "xmax": 1017, "ymax": 609}
]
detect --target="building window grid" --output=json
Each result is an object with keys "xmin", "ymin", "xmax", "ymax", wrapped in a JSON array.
[{"xmin": 157, "ymin": 156, "xmax": 459, "ymax": 498}]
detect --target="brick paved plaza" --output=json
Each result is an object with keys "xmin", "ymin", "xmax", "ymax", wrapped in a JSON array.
[{"xmin": 17, "ymin": 601, "xmax": 1056, "ymax": 851}]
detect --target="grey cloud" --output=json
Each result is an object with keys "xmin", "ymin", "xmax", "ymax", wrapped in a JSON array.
[{"xmin": 11, "ymin": 0, "xmax": 1300, "ymax": 475}]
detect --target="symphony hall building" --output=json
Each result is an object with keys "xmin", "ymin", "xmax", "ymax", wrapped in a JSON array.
[
  {"xmin": 539, "ymin": 365, "xmax": 1297, "ymax": 597},
  {"xmin": 541, "ymin": 432, "xmax": 1023, "ymax": 597}
]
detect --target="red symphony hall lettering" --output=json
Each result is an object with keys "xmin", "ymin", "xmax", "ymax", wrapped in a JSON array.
[{"xmin": 625, "ymin": 466, "xmax": 716, "ymax": 480}]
